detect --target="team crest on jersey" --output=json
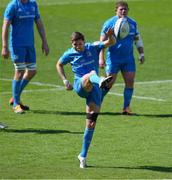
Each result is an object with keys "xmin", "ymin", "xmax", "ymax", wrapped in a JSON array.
[{"xmin": 86, "ymin": 51, "xmax": 92, "ymax": 57}]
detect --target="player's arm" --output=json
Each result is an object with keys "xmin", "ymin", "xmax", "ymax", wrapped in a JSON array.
[
  {"xmin": 134, "ymin": 34, "xmax": 145, "ymax": 64},
  {"xmin": 56, "ymin": 60, "xmax": 73, "ymax": 90},
  {"xmin": 35, "ymin": 19, "xmax": 49, "ymax": 56},
  {"xmin": 99, "ymin": 34, "xmax": 107, "ymax": 68},
  {"xmin": 1, "ymin": 19, "xmax": 11, "ymax": 59}
]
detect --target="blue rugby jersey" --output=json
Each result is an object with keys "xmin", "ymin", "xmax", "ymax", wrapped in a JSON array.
[
  {"xmin": 59, "ymin": 42, "xmax": 105, "ymax": 78},
  {"xmin": 100, "ymin": 16, "xmax": 139, "ymax": 64},
  {"xmin": 4, "ymin": 0, "xmax": 40, "ymax": 47}
]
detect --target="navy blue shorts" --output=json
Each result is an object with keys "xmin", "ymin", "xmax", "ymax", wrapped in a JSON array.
[
  {"xmin": 10, "ymin": 46, "xmax": 36, "ymax": 63},
  {"xmin": 106, "ymin": 61, "xmax": 136, "ymax": 74}
]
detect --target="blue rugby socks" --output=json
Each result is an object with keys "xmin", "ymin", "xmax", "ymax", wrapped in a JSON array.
[
  {"xmin": 123, "ymin": 87, "xmax": 133, "ymax": 109},
  {"xmin": 12, "ymin": 79, "xmax": 29, "ymax": 107},
  {"xmin": 80, "ymin": 128, "xmax": 95, "ymax": 158},
  {"xmin": 12, "ymin": 80, "xmax": 21, "ymax": 107},
  {"xmin": 19, "ymin": 79, "xmax": 29, "ymax": 96}
]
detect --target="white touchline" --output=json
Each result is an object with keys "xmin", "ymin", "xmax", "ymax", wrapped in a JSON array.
[
  {"xmin": 1, "ymin": 78, "xmax": 172, "ymax": 85},
  {"xmin": 0, "ymin": 78, "xmax": 170, "ymax": 102},
  {"xmin": 110, "ymin": 80, "xmax": 172, "ymax": 86}
]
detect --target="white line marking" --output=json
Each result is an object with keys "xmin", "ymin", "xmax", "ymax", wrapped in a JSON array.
[
  {"xmin": 0, "ymin": 78, "xmax": 63, "ymax": 88},
  {"xmin": 0, "ymin": 78, "xmax": 169, "ymax": 102},
  {"xmin": 1, "ymin": 78, "xmax": 172, "ymax": 86},
  {"xmin": 1, "ymin": 88, "xmax": 62, "ymax": 95},
  {"xmin": 109, "ymin": 92, "xmax": 165, "ymax": 102},
  {"xmin": 111, "ymin": 80, "xmax": 172, "ymax": 86}
]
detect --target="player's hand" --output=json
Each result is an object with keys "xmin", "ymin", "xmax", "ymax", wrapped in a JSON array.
[
  {"xmin": 65, "ymin": 83, "xmax": 73, "ymax": 90},
  {"xmin": 42, "ymin": 42, "xmax": 49, "ymax": 56},
  {"xmin": 105, "ymin": 28, "xmax": 114, "ymax": 36},
  {"xmin": 139, "ymin": 54, "xmax": 145, "ymax": 64},
  {"xmin": 99, "ymin": 59, "xmax": 105, "ymax": 68},
  {"xmin": 1, "ymin": 47, "xmax": 9, "ymax": 59},
  {"xmin": 63, "ymin": 79, "xmax": 73, "ymax": 91}
]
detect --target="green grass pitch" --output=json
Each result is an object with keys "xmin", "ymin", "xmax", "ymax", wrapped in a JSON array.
[{"xmin": 0, "ymin": 0, "xmax": 172, "ymax": 179}]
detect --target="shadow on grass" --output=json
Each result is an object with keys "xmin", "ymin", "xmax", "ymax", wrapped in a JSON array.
[
  {"xmin": 91, "ymin": 165, "xmax": 172, "ymax": 173},
  {"xmin": 30, "ymin": 110, "xmax": 122, "ymax": 116},
  {"xmin": 2, "ymin": 128, "xmax": 83, "ymax": 134},
  {"xmin": 30, "ymin": 109, "xmax": 172, "ymax": 118},
  {"xmin": 139, "ymin": 114, "xmax": 172, "ymax": 118},
  {"xmin": 102, "ymin": 112, "xmax": 172, "ymax": 118},
  {"xmin": 30, "ymin": 110, "xmax": 86, "ymax": 116}
]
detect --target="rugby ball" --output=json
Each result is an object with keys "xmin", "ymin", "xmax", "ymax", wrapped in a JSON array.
[{"xmin": 114, "ymin": 17, "xmax": 130, "ymax": 39}]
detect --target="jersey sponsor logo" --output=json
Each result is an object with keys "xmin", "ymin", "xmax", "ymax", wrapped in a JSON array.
[
  {"xmin": 75, "ymin": 60, "xmax": 95, "ymax": 68},
  {"xmin": 19, "ymin": 15, "xmax": 35, "ymax": 19}
]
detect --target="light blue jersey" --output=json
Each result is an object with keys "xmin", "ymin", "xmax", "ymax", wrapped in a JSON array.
[
  {"xmin": 101, "ymin": 16, "xmax": 139, "ymax": 65},
  {"xmin": 4, "ymin": 0, "xmax": 40, "ymax": 47},
  {"xmin": 59, "ymin": 42, "xmax": 104, "ymax": 79},
  {"xmin": 59, "ymin": 42, "xmax": 105, "ymax": 106}
]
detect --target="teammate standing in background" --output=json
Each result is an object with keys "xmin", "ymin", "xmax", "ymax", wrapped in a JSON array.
[
  {"xmin": 1, "ymin": 0, "xmax": 49, "ymax": 114},
  {"xmin": 56, "ymin": 29, "xmax": 115, "ymax": 168},
  {"xmin": 99, "ymin": 0, "xmax": 145, "ymax": 115}
]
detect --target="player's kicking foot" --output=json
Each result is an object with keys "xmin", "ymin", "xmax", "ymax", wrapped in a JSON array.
[
  {"xmin": 78, "ymin": 154, "xmax": 87, "ymax": 169},
  {"xmin": 13, "ymin": 105, "xmax": 25, "ymax": 114},
  {"xmin": 9, "ymin": 98, "xmax": 30, "ymax": 111},
  {"xmin": 99, "ymin": 76, "xmax": 113, "ymax": 89},
  {"xmin": 122, "ymin": 107, "xmax": 134, "ymax": 115}
]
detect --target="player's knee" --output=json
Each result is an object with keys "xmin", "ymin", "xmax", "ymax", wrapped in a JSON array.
[
  {"xmin": 27, "ymin": 70, "xmax": 37, "ymax": 79},
  {"xmin": 14, "ymin": 70, "xmax": 25, "ymax": 80},
  {"xmin": 86, "ymin": 113, "xmax": 99, "ymax": 128},
  {"xmin": 125, "ymin": 79, "xmax": 134, "ymax": 88}
]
